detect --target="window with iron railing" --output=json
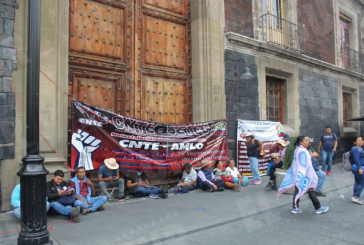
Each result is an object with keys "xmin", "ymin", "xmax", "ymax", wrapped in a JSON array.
[
  {"xmin": 261, "ymin": 0, "xmax": 304, "ymax": 51},
  {"xmin": 266, "ymin": 77, "xmax": 284, "ymax": 124},
  {"xmin": 339, "ymin": 13, "xmax": 364, "ymax": 74}
]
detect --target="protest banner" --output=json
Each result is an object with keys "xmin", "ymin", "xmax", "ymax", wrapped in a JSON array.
[
  {"xmin": 70, "ymin": 99, "xmax": 228, "ymax": 173},
  {"xmin": 236, "ymin": 120, "xmax": 286, "ymax": 177}
]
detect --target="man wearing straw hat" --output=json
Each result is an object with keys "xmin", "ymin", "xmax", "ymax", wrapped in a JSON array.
[
  {"xmin": 197, "ymin": 159, "xmax": 225, "ymax": 192},
  {"xmin": 98, "ymin": 158, "xmax": 128, "ymax": 202}
]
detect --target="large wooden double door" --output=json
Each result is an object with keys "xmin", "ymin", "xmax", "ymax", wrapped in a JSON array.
[{"xmin": 68, "ymin": 0, "xmax": 192, "ymax": 124}]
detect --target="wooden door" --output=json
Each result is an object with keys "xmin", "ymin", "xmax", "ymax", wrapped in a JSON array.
[
  {"xmin": 68, "ymin": 0, "xmax": 191, "ymax": 125},
  {"xmin": 340, "ymin": 14, "xmax": 351, "ymax": 69}
]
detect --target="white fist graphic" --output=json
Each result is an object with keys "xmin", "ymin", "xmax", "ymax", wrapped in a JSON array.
[{"xmin": 71, "ymin": 129, "xmax": 101, "ymax": 170}]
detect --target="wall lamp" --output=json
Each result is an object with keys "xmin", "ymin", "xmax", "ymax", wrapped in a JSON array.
[{"xmin": 235, "ymin": 57, "xmax": 255, "ymax": 79}]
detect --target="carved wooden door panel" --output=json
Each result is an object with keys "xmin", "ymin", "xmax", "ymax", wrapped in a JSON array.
[
  {"xmin": 69, "ymin": 0, "xmax": 134, "ymax": 117},
  {"xmin": 69, "ymin": 0, "xmax": 191, "ymax": 124},
  {"xmin": 135, "ymin": 0, "xmax": 192, "ymax": 124}
]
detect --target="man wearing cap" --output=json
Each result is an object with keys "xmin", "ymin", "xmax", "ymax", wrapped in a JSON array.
[
  {"xmin": 197, "ymin": 159, "xmax": 225, "ymax": 192},
  {"xmin": 308, "ymin": 138, "xmax": 327, "ymax": 197},
  {"xmin": 98, "ymin": 158, "xmax": 128, "ymax": 202}
]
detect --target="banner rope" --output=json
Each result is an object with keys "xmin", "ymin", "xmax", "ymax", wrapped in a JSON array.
[
  {"xmin": 0, "ymin": 219, "xmax": 73, "ymax": 235},
  {"xmin": 1, "ymin": 40, "xmax": 70, "ymax": 169}
]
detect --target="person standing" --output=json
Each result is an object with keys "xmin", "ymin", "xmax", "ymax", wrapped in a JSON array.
[
  {"xmin": 243, "ymin": 132, "xmax": 262, "ymax": 185},
  {"xmin": 278, "ymin": 136, "xmax": 329, "ymax": 214},
  {"xmin": 350, "ymin": 136, "xmax": 364, "ymax": 205},
  {"xmin": 318, "ymin": 126, "xmax": 338, "ymax": 175},
  {"xmin": 98, "ymin": 158, "xmax": 128, "ymax": 202}
]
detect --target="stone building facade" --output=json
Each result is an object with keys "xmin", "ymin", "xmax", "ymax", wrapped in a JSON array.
[
  {"xmin": 0, "ymin": 0, "xmax": 18, "ymax": 210},
  {"xmin": 225, "ymin": 0, "xmax": 364, "ymax": 159}
]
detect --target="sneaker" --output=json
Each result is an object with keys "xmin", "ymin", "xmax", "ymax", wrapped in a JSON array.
[
  {"xmin": 291, "ymin": 208, "xmax": 303, "ymax": 214},
  {"xmin": 149, "ymin": 193, "xmax": 159, "ymax": 199},
  {"xmin": 97, "ymin": 205, "xmax": 105, "ymax": 211},
  {"xmin": 206, "ymin": 188, "xmax": 214, "ymax": 192},
  {"xmin": 217, "ymin": 187, "xmax": 225, "ymax": 191},
  {"xmin": 322, "ymin": 170, "xmax": 326, "ymax": 174},
  {"xmin": 327, "ymin": 171, "xmax": 331, "ymax": 176},
  {"xmin": 71, "ymin": 207, "xmax": 80, "ymax": 223},
  {"xmin": 254, "ymin": 180, "xmax": 262, "ymax": 185},
  {"xmin": 315, "ymin": 206, "xmax": 329, "ymax": 214},
  {"xmin": 266, "ymin": 181, "xmax": 273, "ymax": 188},
  {"xmin": 315, "ymin": 191, "xmax": 326, "ymax": 197},
  {"xmin": 352, "ymin": 197, "xmax": 364, "ymax": 205},
  {"xmin": 82, "ymin": 209, "xmax": 91, "ymax": 215}
]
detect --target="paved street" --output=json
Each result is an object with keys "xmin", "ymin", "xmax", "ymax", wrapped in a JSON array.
[{"xmin": 0, "ymin": 162, "xmax": 362, "ymax": 245}]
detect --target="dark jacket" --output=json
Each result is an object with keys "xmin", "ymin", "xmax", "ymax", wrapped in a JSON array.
[{"xmin": 46, "ymin": 180, "xmax": 69, "ymax": 203}]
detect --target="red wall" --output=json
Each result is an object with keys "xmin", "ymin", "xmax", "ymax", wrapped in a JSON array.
[
  {"xmin": 224, "ymin": 0, "xmax": 254, "ymax": 38},
  {"xmin": 297, "ymin": 0, "xmax": 336, "ymax": 64}
]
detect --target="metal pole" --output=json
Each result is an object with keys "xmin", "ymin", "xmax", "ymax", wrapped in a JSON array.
[{"xmin": 17, "ymin": 0, "xmax": 52, "ymax": 244}]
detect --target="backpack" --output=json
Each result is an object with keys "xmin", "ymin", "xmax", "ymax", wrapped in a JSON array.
[
  {"xmin": 342, "ymin": 151, "xmax": 352, "ymax": 171},
  {"xmin": 253, "ymin": 139, "xmax": 264, "ymax": 158},
  {"xmin": 343, "ymin": 147, "xmax": 363, "ymax": 171}
]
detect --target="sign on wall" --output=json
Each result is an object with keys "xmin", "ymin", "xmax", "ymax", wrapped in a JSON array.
[
  {"xmin": 70, "ymin": 100, "xmax": 228, "ymax": 172},
  {"xmin": 236, "ymin": 120, "xmax": 286, "ymax": 176}
]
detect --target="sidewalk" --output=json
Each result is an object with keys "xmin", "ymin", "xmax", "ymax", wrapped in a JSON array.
[{"xmin": 0, "ymin": 159, "xmax": 354, "ymax": 245}]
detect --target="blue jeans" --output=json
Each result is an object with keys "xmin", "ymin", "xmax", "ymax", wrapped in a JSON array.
[
  {"xmin": 352, "ymin": 169, "xmax": 364, "ymax": 198},
  {"xmin": 321, "ymin": 149, "xmax": 334, "ymax": 172},
  {"xmin": 133, "ymin": 187, "xmax": 161, "ymax": 197},
  {"xmin": 316, "ymin": 170, "xmax": 326, "ymax": 192},
  {"xmin": 12, "ymin": 201, "xmax": 50, "ymax": 220},
  {"xmin": 49, "ymin": 202, "xmax": 73, "ymax": 219},
  {"xmin": 249, "ymin": 157, "xmax": 261, "ymax": 181},
  {"xmin": 74, "ymin": 196, "xmax": 107, "ymax": 212}
]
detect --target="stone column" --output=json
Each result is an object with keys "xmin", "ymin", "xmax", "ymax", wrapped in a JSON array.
[{"xmin": 190, "ymin": 0, "xmax": 226, "ymax": 122}]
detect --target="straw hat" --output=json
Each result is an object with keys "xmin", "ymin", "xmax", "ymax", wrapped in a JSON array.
[
  {"xmin": 104, "ymin": 158, "xmax": 119, "ymax": 170},
  {"xmin": 276, "ymin": 139, "xmax": 287, "ymax": 147},
  {"xmin": 200, "ymin": 159, "xmax": 212, "ymax": 168},
  {"xmin": 242, "ymin": 132, "xmax": 254, "ymax": 138}
]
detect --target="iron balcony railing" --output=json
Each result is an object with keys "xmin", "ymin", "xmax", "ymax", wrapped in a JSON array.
[
  {"xmin": 261, "ymin": 13, "xmax": 305, "ymax": 52},
  {"xmin": 341, "ymin": 46, "xmax": 364, "ymax": 74}
]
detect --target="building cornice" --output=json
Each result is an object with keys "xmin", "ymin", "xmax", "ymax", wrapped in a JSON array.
[{"xmin": 226, "ymin": 32, "xmax": 364, "ymax": 81}]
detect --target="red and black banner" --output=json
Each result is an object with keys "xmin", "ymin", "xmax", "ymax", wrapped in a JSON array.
[{"xmin": 70, "ymin": 100, "xmax": 228, "ymax": 172}]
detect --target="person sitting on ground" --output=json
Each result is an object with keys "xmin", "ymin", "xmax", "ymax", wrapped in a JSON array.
[
  {"xmin": 126, "ymin": 171, "xmax": 163, "ymax": 198},
  {"xmin": 213, "ymin": 160, "xmax": 237, "ymax": 191},
  {"xmin": 307, "ymin": 138, "xmax": 327, "ymax": 197},
  {"xmin": 168, "ymin": 163, "xmax": 197, "ymax": 193},
  {"xmin": 225, "ymin": 159, "xmax": 248, "ymax": 189},
  {"xmin": 98, "ymin": 158, "xmax": 128, "ymax": 202},
  {"xmin": 46, "ymin": 170, "xmax": 80, "ymax": 223},
  {"xmin": 198, "ymin": 159, "xmax": 225, "ymax": 192},
  {"xmin": 70, "ymin": 166, "xmax": 107, "ymax": 215},
  {"xmin": 266, "ymin": 153, "xmax": 282, "ymax": 190},
  {"xmin": 278, "ymin": 136, "xmax": 329, "ymax": 214},
  {"xmin": 11, "ymin": 183, "xmax": 50, "ymax": 220}
]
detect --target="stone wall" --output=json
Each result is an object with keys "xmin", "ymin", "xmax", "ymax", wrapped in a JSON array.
[
  {"xmin": 299, "ymin": 68, "xmax": 339, "ymax": 142},
  {"xmin": 0, "ymin": 0, "xmax": 17, "ymax": 209},
  {"xmin": 224, "ymin": 0, "xmax": 254, "ymax": 38},
  {"xmin": 225, "ymin": 50, "xmax": 259, "ymax": 160},
  {"xmin": 360, "ymin": 85, "xmax": 364, "ymax": 134},
  {"xmin": 297, "ymin": 0, "xmax": 336, "ymax": 64}
]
